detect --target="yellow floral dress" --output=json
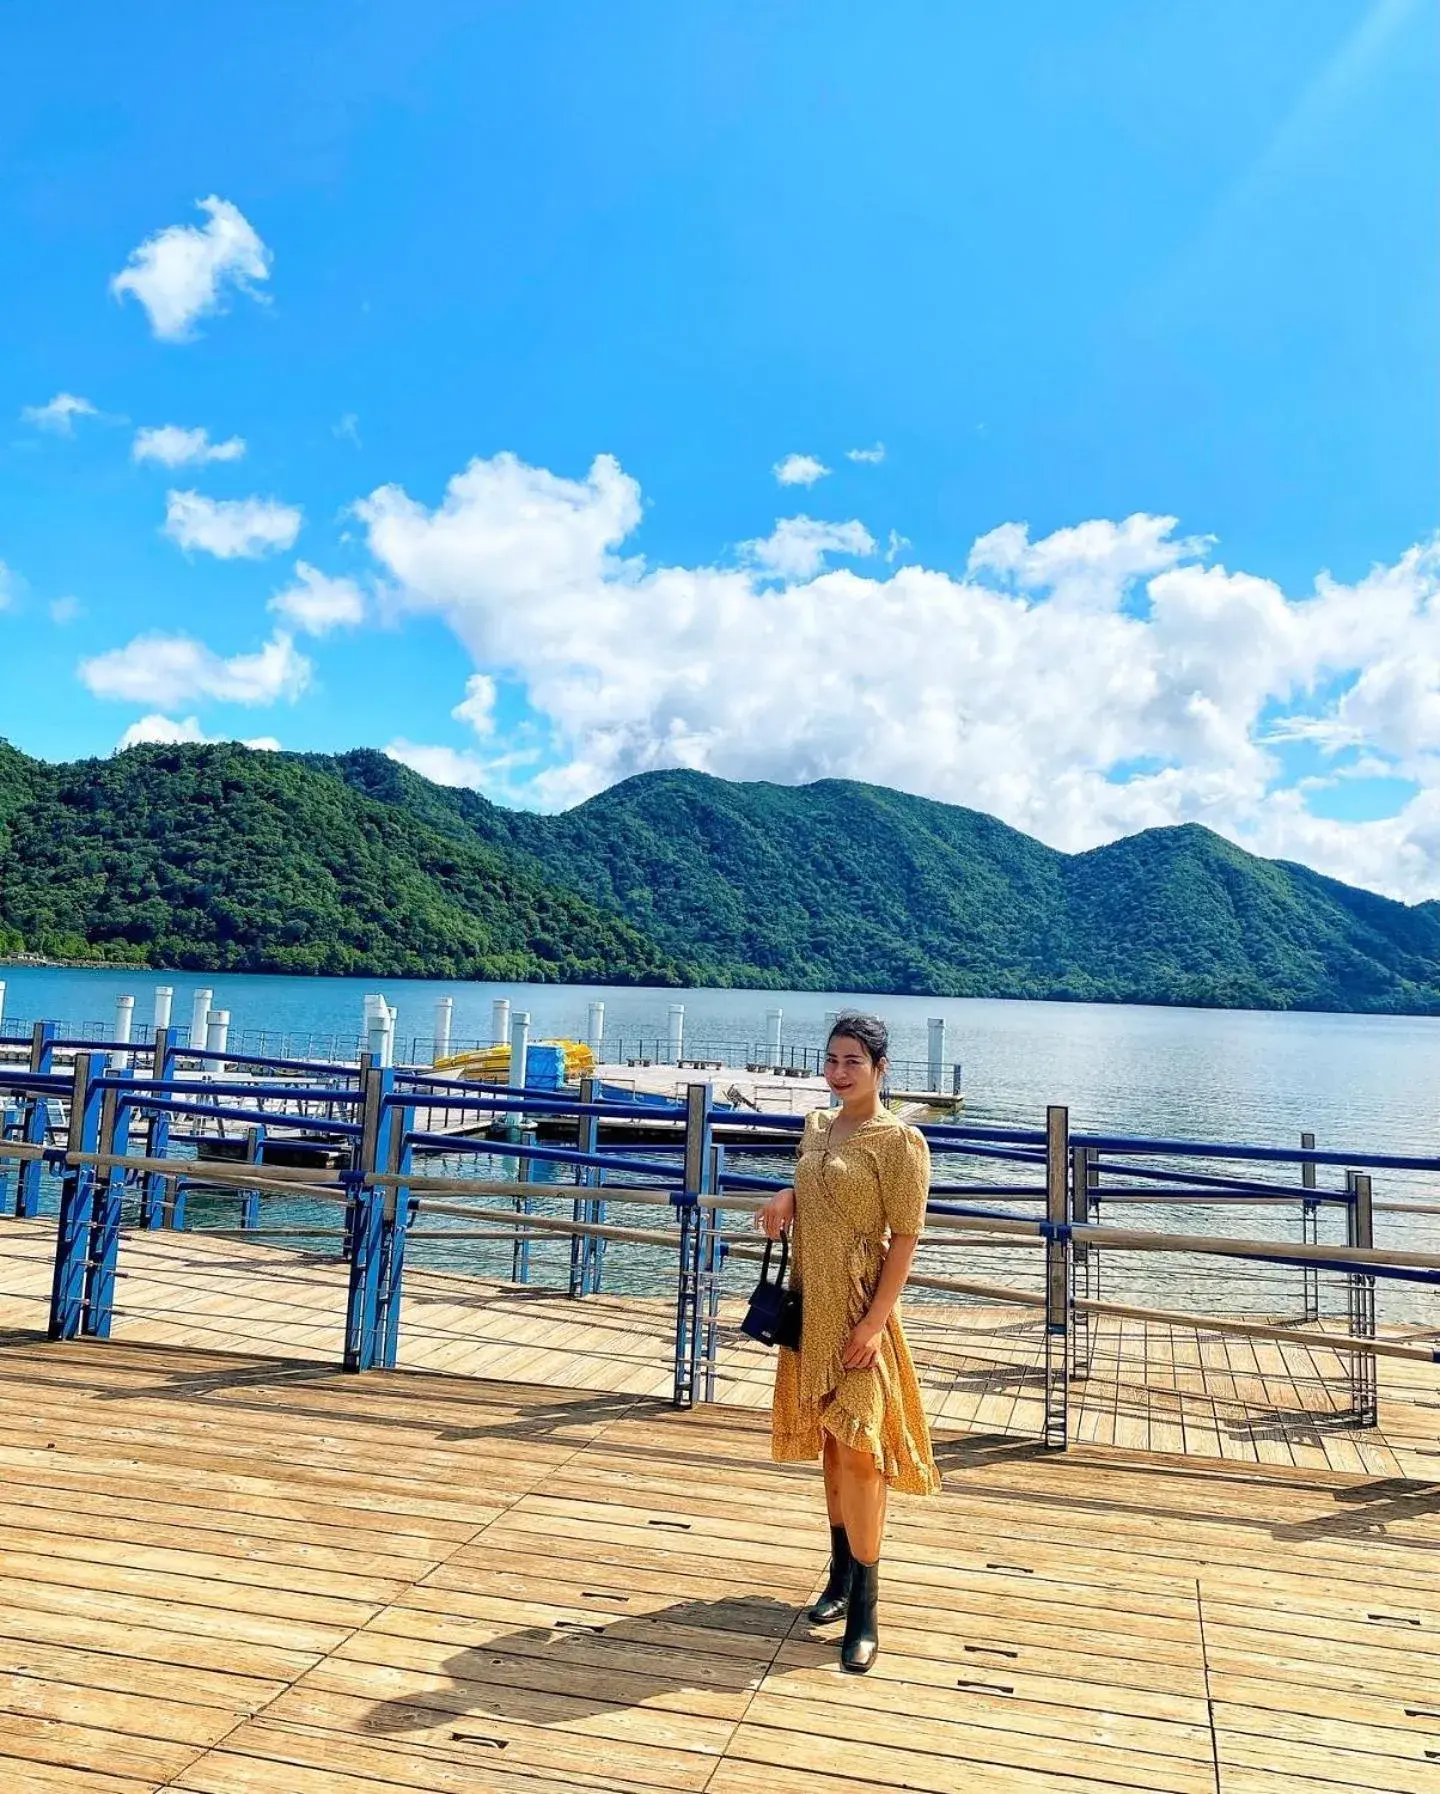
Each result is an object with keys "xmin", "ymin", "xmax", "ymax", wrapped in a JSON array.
[{"xmin": 771, "ymin": 1107, "xmax": 941, "ymax": 1496}]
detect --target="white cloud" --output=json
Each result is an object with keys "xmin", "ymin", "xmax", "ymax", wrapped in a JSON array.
[
  {"xmin": 80, "ymin": 631, "xmax": 311, "ymax": 708},
  {"xmin": 847, "ymin": 443, "xmax": 886, "ymax": 464},
  {"xmin": 773, "ymin": 453, "xmax": 829, "ymax": 487},
  {"xmin": 117, "ymin": 715, "xmax": 207, "ymax": 748},
  {"xmin": 740, "ymin": 516, "xmax": 877, "ymax": 581},
  {"xmin": 116, "ymin": 714, "xmax": 282, "ymax": 751},
  {"xmin": 333, "ymin": 413, "xmax": 362, "ymax": 447},
  {"xmin": 164, "ymin": 490, "xmax": 302, "ymax": 559},
  {"xmin": 49, "ymin": 595, "xmax": 82, "ymax": 625},
  {"xmin": 133, "ymin": 424, "xmax": 246, "ymax": 467},
  {"xmin": 110, "ymin": 197, "xmax": 271, "ymax": 342},
  {"xmin": 352, "ymin": 449, "xmax": 1440, "ymax": 898},
  {"xmin": 383, "ymin": 740, "xmax": 493, "ymax": 789},
  {"xmin": 0, "ymin": 561, "xmax": 16, "ymax": 610},
  {"xmin": 268, "ymin": 561, "xmax": 365, "ymax": 634},
  {"xmin": 21, "ymin": 393, "xmax": 99, "ymax": 435},
  {"xmin": 452, "ymin": 672, "xmax": 498, "ymax": 735},
  {"xmin": 968, "ymin": 513, "xmax": 1211, "ymax": 610}
]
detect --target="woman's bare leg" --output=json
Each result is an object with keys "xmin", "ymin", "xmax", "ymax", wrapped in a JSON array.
[
  {"xmin": 822, "ymin": 1434, "xmax": 845, "ymax": 1525},
  {"xmin": 834, "ymin": 1439, "xmax": 886, "ymax": 1562}
]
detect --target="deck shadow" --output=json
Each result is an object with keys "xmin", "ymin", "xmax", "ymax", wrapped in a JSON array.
[
  {"xmin": 1270, "ymin": 1476, "xmax": 1440, "ymax": 1541},
  {"xmin": 359, "ymin": 1593, "xmax": 802, "ymax": 1737}
]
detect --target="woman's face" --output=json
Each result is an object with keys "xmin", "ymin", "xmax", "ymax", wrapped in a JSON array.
[{"xmin": 824, "ymin": 1034, "xmax": 884, "ymax": 1104}]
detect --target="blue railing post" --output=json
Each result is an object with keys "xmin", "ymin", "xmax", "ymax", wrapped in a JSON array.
[
  {"xmin": 569, "ymin": 1076, "xmax": 597, "ymax": 1298},
  {"xmin": 672, "ymin": 1082, "xmax": 714, "ymax": 1410},
  {"xmin": 15, "ymin": 1021, "xmax": 56, "ymax": 1218},
  {"xmin": 375, "ymin": 1094, "xmax": 414, "ymax": 1370},
  {"xmin": 1043, "ymin": 1104, "xmax": 1070, "ymax": 1450},
  {"xmin": 344, "ymin": 1065, "xmax": 392, "ymax": 1372},
  {"xmin": 702, "ymin": 1142, "xmax": 725, "ymax": 1403},
  {"xmin": 239, "ymin": 1125, "xmax": 263, "ymax": 1230},
  {"xmin": 1300, "ymin": 1131, "xmax": 1319, "ymax": 1323},
  {"xmin": 1069, "ymin": 1143, "xmax": 1092, "ymax": 1382},
  {"xmin": 141, "ymin": 1026, "xmax": 174, "ymax": 1228},
  {"xmin": 341, "ymin": 1050, "xmax": 376, "ymax": 1265},
  {"xmin": 49, "ymin": 1053, "xmax": 101, "ymax": 1340},
  {"xmin": 512, "ymin": 1127, "xmax": 534, "ymax": 1285},
  {"xmin": 84, "ymin": 1072, "xmax": 131, "ymax": 1338},
  {"xmin": 1346, "ymin": 1169, "xmax": 1378, "ymax": 1427}
]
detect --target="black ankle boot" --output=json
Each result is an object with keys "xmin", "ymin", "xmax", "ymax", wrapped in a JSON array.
[
  {"xmin": 840, "ymin": 1558, "xmax": 879, "ymax": 1673},
  {"xmin": 808, "ymin": 1525, "xmax": 852, "ymax": 1624}
]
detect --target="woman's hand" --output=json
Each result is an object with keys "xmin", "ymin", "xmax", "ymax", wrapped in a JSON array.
[
  {"xmin": 841, "ymin": 1316, "xmax": 885, "ymax": 1370},
  {"xmin": 756, "ymin": 1188, "xmax": 795, "ymax": 1240}
]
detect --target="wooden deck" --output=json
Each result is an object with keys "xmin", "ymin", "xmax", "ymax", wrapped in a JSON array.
[
  {"xmin": 1, "ymin": 1222, "xmax": 1436, "ymax": 1478},
  {"xmin": 2, "ymin": 1328, "xmax": 1440, "ymax": 1794}
]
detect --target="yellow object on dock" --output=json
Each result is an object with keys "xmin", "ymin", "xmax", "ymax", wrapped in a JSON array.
[{"xmin": 434, "ymin": 1038, "xmax": 597, "ymax": 1081}]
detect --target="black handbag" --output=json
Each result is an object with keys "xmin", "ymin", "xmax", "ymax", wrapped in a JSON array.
[{"xmin": 741, "ymin": 1234, "xmax": 803, "ymax": 1350}]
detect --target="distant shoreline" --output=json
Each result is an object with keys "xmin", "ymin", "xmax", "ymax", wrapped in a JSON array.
[{"xmin": 3, "ymin": 955, "xmax": 1439, "ymax": 1021}]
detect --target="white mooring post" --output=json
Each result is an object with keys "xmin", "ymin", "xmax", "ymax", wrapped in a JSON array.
[
  {"xmin": 112, "ymin": 994, "xmax": 135, "ymax": 1070},
  {"xmin": 206, "ymin": 1009, "xmax": 231, "ymax": 1058},
  {"xmin": 765, "ymin": 1007, "xmax": 783, "ymax": 1067},
  {"xmin": 927, "ymin": 1017, "xmax": 946, "ymax": 1093},
  {"xmin": 492, "ymin": 997, "xmax": 512, "ymax": 1048},
  {"xmin": 189, "ymin": 988, "xmax": 213, "ymax": 1053},
  {"xmin": 363, "ymin": 994, "xmax": 393, "ymax": 1067},
  {"xmin": 433, "ymin": 996, "xmax": 453, "ymax": 1066},
  {"xmin": 668, "ymin": 1003, "xmax": 685, "ymax": 1065},
  {"xmin": 509, "ymin": 1011, "xmax": 531, "ymax": 1088},
  {"xmin": 587, "ymin": 999, "xmax": 605, "ymax": 1057},
  {"xmin": 0, "ymin": 981, "xmax": 6, "ymax": 1032},
  {"xmin": 152, "ymin": 986, "xmax": 173, "ymax": 1034}
]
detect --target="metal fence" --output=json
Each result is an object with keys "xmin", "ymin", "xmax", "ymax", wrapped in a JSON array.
[{"xmin": 3, "ymin": 1035, "xmax": 1436, "ymax": 1445}]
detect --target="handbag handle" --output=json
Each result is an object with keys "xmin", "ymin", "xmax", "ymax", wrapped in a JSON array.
[{"xmin": 760, "ymin": 1232, "xmax": 789, "ymax": 1286}]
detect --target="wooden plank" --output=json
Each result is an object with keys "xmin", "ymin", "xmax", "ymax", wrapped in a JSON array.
[{"xmin": 0, "ymin": 1233, "xmax": 1438, "ymax": 1794}]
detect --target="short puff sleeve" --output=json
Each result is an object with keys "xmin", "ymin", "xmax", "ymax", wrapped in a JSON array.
[{"xmin": 881, "ymin": 1124, "xmax": 930, "ymax": 1235}]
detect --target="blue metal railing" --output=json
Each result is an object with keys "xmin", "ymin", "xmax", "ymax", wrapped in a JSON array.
[{"xmin": 2, "ymin": 1045, "xmax": 1437, "ymax": 1437}]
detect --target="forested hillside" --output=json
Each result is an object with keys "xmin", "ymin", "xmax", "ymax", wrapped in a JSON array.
[{"xmin": 4, "ymin": 739, "xmax": 1440, "ymax": 1014}]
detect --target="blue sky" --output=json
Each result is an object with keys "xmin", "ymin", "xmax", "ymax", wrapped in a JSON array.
[{"xmin": 2, "ymin": 1, "xmax": 1438, "ymax": 897}]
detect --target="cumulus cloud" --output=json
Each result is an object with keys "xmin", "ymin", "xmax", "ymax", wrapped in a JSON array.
[
  {"xmin": 452, "ymin": 672, "xmax": 498, "ymax": 735},
  {"xmin": 968, "ymin": 513, "xmax": 1211, "ymax": 610},
  {"xmin": 164, "ymin": 490, "xmax": 302, "ymax": 559},
  {"xmin": 383, "ymin": 740, "xmax": 494, "ymax": 788},
  {"xmin": 847, "ymin": 443, "xmax": 886, "ymax": 464},
  {"xmin": 79, "ymin": 631, "xmax": 311, "ymax": 708},
  {"xmin": 351, "ymin": 448, "xmax": 1440, "ymax": 899},
  {"xmin": 740, "ymin": 516, "xmax": 877, "ymax": 581},
  {"xmin": 116, "ymin": 714, "xmax": 281, "ymax": 751},
  {"xmin": 773, "ymin": 453, "xmax": 829, "ymax": 487},
  {"xmin": 110, "ymin": 197, "xmax": 271, "ymax": 341},
  {"xmin": 21, "ymin": 393, "xmax": 99, "ymax": 435},
  {"xmin": 133, "ymin": 424, "xmax": 246, "ymax": 467},
  {"xmin": 268, "ymin": 562, "xmax": 365, "ymax": 634}
]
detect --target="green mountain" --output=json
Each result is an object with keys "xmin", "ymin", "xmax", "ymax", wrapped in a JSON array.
[
  {"xmin": 0, "ymin": 741, "xmax": 681, "ymax": 984},
  {"xmin": 3, "ymin": 739, "xmax": 1440, "ymax": 1014}
]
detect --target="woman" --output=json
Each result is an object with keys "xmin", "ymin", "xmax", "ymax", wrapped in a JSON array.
[{"xmin": 757, "ymin": 1012, "xmax": 940, "ymax": 1674}]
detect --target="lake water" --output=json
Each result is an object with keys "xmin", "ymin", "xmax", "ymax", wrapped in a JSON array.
[{"xmin": 3, "ymin": 963, "xmax": 1438, "ymax": 1325}]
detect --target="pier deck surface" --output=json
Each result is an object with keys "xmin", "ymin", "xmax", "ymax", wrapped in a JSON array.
[
  {"xmin": 0, "ymin": 1222, "xmax": 1436, "ymax": 1480},
  {"xmin": 1, "ymin": 1326, "xmax": 1440, "ymax": 1794}
]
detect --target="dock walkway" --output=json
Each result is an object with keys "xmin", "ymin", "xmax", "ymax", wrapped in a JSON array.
[
  {"xmin": 1, "ymin": 1325, "xmax": 1440, "ymax": 1793},
  {"xmin": 0, "ymin": 1224, "xmax": 1436, "ymax": 1479}
]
